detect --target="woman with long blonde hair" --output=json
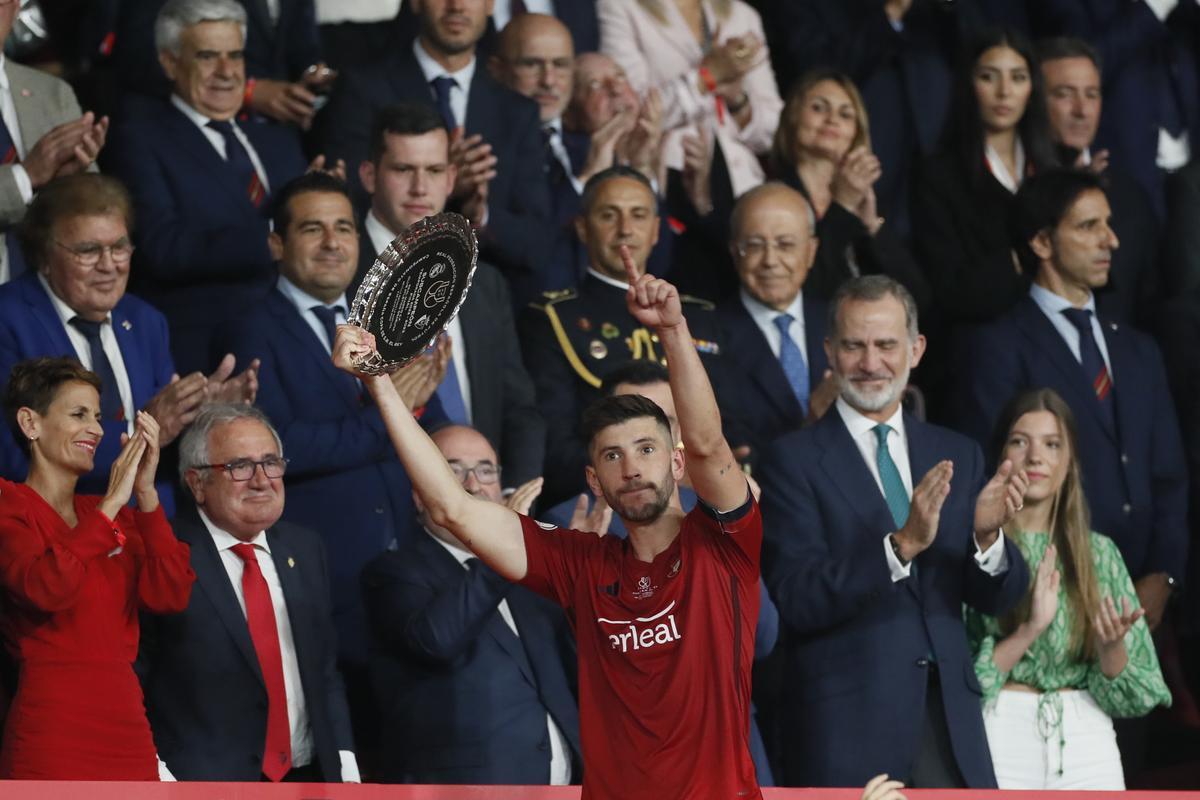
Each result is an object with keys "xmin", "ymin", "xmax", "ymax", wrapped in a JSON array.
[{"xmin": 965, "ymin": 388, "xmax": 1169, "ymax": 789}]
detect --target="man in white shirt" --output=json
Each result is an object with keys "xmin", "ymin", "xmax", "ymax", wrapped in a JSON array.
[
  {"xmin": 760, "ymin": 274, "xmax": 1031, "ymax": 789},
  {"xmin": 361, "ymin": 423, "xmax": 581, "ymax": 784},
  {"xmin": 141, "ymin": 403, "xmax": 359, "ymax": 782}
]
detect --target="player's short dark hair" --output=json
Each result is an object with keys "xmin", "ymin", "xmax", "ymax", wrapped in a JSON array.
[
  {"xmin": 581, "ymin": 393, "xmax": 672, "ymax": 453},
  {"xmin": 1012, "ymin": 169, "xmax": 1108, "ymax": 274},
  {"xmin": 271, "ymin": 172, "xmax": 354, "ymax": 236},
  {"xmin": 368, "ymin": 103, "xmax": 448, "ymax": 164},
  {"xmin": 580, "ymin": 165, "xmax": 657, "ymax": 216},
  {"xmin": 4, "ymin": 357, "xmax": 102, "ymax": 456},
  {"xmin": 601, "ymin": 361, "xmax": 670, "ymax": 396},
  {"xmin": 1035, "ymin": 36, "xmax": 1101, "ymax": 72}
]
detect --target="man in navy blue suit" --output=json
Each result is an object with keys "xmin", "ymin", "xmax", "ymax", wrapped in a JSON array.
[
  {"xmin": 951, "ymin": 169, "xmax": 1188, "ymax": 630},
  {"xmin": 762, "ymin": 275, "xmax": 1030, "ymax": 788},
  {"xmin": 362, "ymin": 423, "xmax": 581, "ymax": 784},
  {"xmin": 104, "ymin": 0, "xmax": 309, "ymax": 374},
  {"xmin": 0, "ymin": 173, "xmax": 257, "ymax": 514},
  {"xmin": 717, "ymin": 182, "xmax": 834, "ymax": 469},
  {"xmin": 142, "ymin": 404, "xmax": 358, "ymax": 782},
  {"xmin": 317, "ymin": 0, "xmax": 552, "ymax": 303}
]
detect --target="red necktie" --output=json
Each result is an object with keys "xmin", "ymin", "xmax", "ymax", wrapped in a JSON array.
[{"xmin": 231, "ymin": 543, "xmax": 292, "ymax": 781}]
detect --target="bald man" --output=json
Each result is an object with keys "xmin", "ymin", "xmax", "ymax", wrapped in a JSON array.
[
  {"xmin": 716, "ymin": 182, "xmax": 835, "ymax": 467},
  {"xmin": 362, "ymin": 424, "xmax": 581, "ymax": 784}
]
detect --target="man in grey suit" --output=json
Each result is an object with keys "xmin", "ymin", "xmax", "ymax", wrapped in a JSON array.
[
  {"xmin": 0, "ymin": 1, "xmax": 108, "ymax": 283},
  {"xmin": 357, "ymin": 101, "xmax": 545, "ymax": 488}
]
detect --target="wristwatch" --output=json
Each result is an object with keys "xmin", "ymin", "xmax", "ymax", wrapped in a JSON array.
[{"xmin": 888, "ymin": 533, "xmax": 909, "ymax": 567}]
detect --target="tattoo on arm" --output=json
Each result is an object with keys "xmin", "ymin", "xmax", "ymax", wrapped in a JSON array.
[{"xmin": 718, "ymin": 461, "xmax": 734, "ymax": 476}]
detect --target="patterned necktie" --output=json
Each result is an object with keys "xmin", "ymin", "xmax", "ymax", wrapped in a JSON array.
[
  {"xmin": 437, "ymin": 354, "xmax": 470, "ymax": 424},
  {"xmin": 0, "ymin": 114, "xmax": 26, "ymax": 278},
  {"xmin": 773, "ymin": 313, "xmax": 810, "ymax": 415},
  {"xmin": 1060, "ymin": 307, "xmax": 1115, "ymax": 425},
  {"xmin": 874, "ymin": 424, "xmax": 910, "ymax": 529},
  {"xmin": 309, "ymin": 304, "xmax": 344, "ymax": 354},
  {"xmin": 230, "ymin": 543, "xmax": 292, "ymax": 782},
  {"xmin": 430, "ymin": 76, "xmax": 459, "ymax": 131},
  {"xmin": 69, "ymin": 317, "xmax": 123, "ymax": 421},
  {"xmin": 206, "ymin": 119, "xmax": 266, "ymax": 208}
]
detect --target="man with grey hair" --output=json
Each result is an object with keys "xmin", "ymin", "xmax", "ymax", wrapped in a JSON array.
[
  {"xmin": 759, "ymin": 275, "xmax": 1030, "ymax": 790},
  {"xmin": 140, "ymin": 403, "xmax": 359, "ymax": 782},
  {"xmin": 105, "ymin": 0, "xmax": 309, "ymax": 374}
]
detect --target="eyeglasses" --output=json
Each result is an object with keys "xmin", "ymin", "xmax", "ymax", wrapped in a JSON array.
[
  {"xmin": 511, "ymin": 56, "xmax": 574, "ymax": 77},
  {"xmin": 735, "ymin": 237, "xmax": 802, "ymax": 260},
  {"xmin": 54, "ymin": 239, "xmax": 135, "ymax": 267},
  {"xmin": 195, "ymin": 456, "xmax": 289, "ymax": 481},
  {"xmin": 448, "ymin": 461, "xmax": 501, "ymax": 485}
]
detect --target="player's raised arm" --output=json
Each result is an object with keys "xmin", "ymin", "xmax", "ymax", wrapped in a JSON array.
[
  {"xmin": 622, "ymin": 246, "xmax": 747, "ymax": 512},
  {"xmin": 332, "ymin": 325, "xmax": 529, "ymax": 579}
]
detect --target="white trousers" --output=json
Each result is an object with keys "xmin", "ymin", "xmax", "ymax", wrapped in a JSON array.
[{"xmin": 984, "ymin": 688, "xmax": 1126, "ymax": 790}]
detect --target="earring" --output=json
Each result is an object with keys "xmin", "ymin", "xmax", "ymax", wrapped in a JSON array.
[{"xmin": 28, "ymin": 435, "xmax": 37, "ymax": 442}]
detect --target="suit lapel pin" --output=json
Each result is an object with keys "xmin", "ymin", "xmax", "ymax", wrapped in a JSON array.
[
  {"xmin": 19, "ymin": 89, "xmax": 29, "ymax": 98},
  {"xmin": 121, "ymin": 319, "xmax": 132, "ymax": 331},
  {"xmin": 287, "ymin": 557, "xmax": 295, "ymax": 568}
]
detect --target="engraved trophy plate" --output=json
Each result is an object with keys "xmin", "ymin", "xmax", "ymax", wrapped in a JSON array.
[{"xmin": 346, "ymin": 212, "xmax": 478, "ymax": 374}]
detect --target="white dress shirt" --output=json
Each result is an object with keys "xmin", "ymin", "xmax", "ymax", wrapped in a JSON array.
[
  {"xmin": 1120, "ymin": 0, "xmax": 1193, "ymax": 169},
  {"xmin": 170, "ymin": 95, "xmax": 271, "ymax": 194},
  {"xmin": 197, "ymin": 510, "xmax": 361, "ymax": 782},
  {"xmin": 315, "ymin": 0, "xmax": 401, "ymax": 23},
  {"xmin": 412, "ymin": 39, "xmax": 476, "ymax": 129},
  {"xmin": 429, "ymin": 529, "xmax": 572, "ymax": 785},
  {"xmin": 492, "ymin": 0, "xmax": 555, "ymax": 31},
  {"xmin": 587, "ymin": 266, "xmax": 629, "ymax": 290},
  {"xmin": 38, "ymin": 273, "xmax": 137, "ymax": 431},
  {"xmin": 984, "ymin": 137, "xmax": 1026, "ymax": 194},
  {"xmin": 833, "ymin": 398, "xmax": 1009, "ymax": 582},
  {"xmin": 543, "ymin": 116, "xmax": 584, "ymax": 195},
  {"xmin": 365, "ymin": 211, "xmax": 473, "ymax": 417},
  {"xmin": 1029, "ymin": 283, "xmax": 1114, "ymax": 376},
  {"xmin": 738, "ymin": 287, "xmax": 808, "ymax": 365},
  {"xmin": 276, "ymin": 274, "xmax": 350, "ymax": 354},
  {"xmin": 0, "ymin": 54, "xmax": 32, "ymax": 284}
]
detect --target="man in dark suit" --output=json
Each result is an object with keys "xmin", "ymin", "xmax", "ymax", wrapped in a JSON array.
[
  {"xmin": 318, "ymin": 0, "xmax": 551, "ymax": 302},
  {"xmin": 393, "ymin": 0, "xmax": 600, "ymax": 60},
  {"xmin": 1037, "ymin": 37, "xmax": 1164, "ymax": 327},
  {"xmin": 223, "ymin": 172, "xmax": 447, "ymax": 677},
  {"xmin": 951, "ymin": 169, "xmax": 1188, "ymax": 632},
  {"xmin": 519, "ymin": 166, "xmax": 725, "ymax": 506},
  {"xmin": 104, "ymin": 0, "xmax": 309, "ymax": 374},
  {"xmin": 361, "ymin": 423, "xmax": 581, "ymax": 784},
  {"xmin": 717, "ymin": 183, "xmax": 832, "ymax": 467},
  {"xmin": 357, "ymin": 102, "xmax": 545, "ymax": 487},
  {"xmin": 762, "ymin": 275, "xmax": 1030, "ymax": 788},
  {"xmin": 141, "ymin": 403, "xmax": 358, "ymax": 782},
  {"xmin": 0, "ymin": 173, "xmax": 256, "ymax": 514}
]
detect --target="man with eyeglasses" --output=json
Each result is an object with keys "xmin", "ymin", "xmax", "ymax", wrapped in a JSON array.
[
  {"xmin": 0, "ymin": 173, "xmax": 257, "ymax": 515},
  {"xmin": 361, "ymin": 423, "xmax": 581, "ymax": 784},
  {"xmin": 141, "ymin": 403, "xmax": 359, "ymax": 783},
  {"xmin": 714, "ymin": 181, "xmax": 833, "ymax": 470}
]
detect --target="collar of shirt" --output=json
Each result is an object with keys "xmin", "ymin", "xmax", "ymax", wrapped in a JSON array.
[
  {"xmin": 413, "ymin": 39, "xmax": 477, "ymax": 93},
  {"xmin": 984, "ymin": 137, "xmax": 1026, "ymax": 194},
  {"xmin": 38, "ymin": 272, "xmax": 112, "ymax": 328},
  {"xmin": 364, "ymin": 209, "xmax": 400, "ymax": 257},
  {"xmin": 1029, "ymin": 281, "xmax": 1095, "ymax": 318},
  {"xmin": 197, "ymin": 507, "xmax": 271, "ymax": 555},
  {"xmin": 835, "ymin": 395, "xmax": 906, "ymax": 446},
  {"xmin": 426, "ymin": 526, "xmax": 473, "ymax": 567},
  {"xmin": 276, "ymin": 273, "xmax": 349, "ymax": 318},
  {"xmin": 0, "ymin": 54, "xmax": 9, "ymax": 91},
  {"xmin": 544, "ymin": 117, "xmax": 564, "ymax": 138},
  {"xmin": 170, "ymin": 93, "xmax": 226, "ymax": 129},
  {"xmin": 587, "ymin": 267, "xmax": 630, "ymax": 291},
  {"xmin": 739, "ymin": 287, "xmax": 804, "ymax": 331}
]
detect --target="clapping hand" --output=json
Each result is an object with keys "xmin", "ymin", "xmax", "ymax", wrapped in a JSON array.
[
  {"xmin": 893, "ymin": 460, "xmax": 952, "ymax": 561},
  {"xmin": 100, "ymin": 411, "xmax": 160, "ymax": 518},
  {"xmin": 1027, "ymin": 544, "xmax": 1061, "ymax": 635},
  {"xmin": 623, "ymin": 245, "xmax": 682, "ymax": 331},
  {"xmin": 567, "ymin": 494, "xmax": 613, "ymax": 536},
  {"xmin": 1094, "ymin": 595, "xmax": 1144, "ymax": 651},
  {"xmin": 973, "ymin": 459, "xmax": 1029, "ymax": 547},
  {"xmin": 206, "ymin": 353, "xmax": 260, "ymax": 405},
  {"xmin": 505, "ymin": 477, "xmax": 545, "ymax": 515},
  {"xmin": 861, "ymin": 773, "xmax": 907, "ymax": 800}
]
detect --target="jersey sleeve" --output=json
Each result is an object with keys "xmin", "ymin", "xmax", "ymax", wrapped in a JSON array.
[
  {"xmin": 693, "ymin": 491, "xmax": 762, "ymax": 580},
  {"xmin": 518, "ymin": 514, "xmax": 604, "ymax": 611}
]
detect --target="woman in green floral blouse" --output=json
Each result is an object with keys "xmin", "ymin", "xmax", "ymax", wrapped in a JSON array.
[{"xmin": 964, "ymin": 388, "xmax": 1170, "ymax": 790}]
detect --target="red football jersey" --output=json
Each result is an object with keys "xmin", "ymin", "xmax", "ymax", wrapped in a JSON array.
[{"xmin": 519, "ymin": 498, "xmax": 763, "ymax": 800}]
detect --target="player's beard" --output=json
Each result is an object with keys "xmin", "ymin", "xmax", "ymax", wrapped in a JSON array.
[{"xmin": 603, "ymin": 470, "xmax": 675, "ymax": 524}]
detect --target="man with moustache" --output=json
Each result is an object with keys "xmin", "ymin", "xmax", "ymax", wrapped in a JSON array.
[
  {"xmin": 951, "ymin": 169, "xmax": 1187, "ymax": 641},
  {"xmin": 519, "ymin": 165, "xmax": 724, "ymax": 505},
  {"xmin": 762, "ymin": 274, "xmax": 1030, "ymax": 788},
  {"xmin": 1036, "ymin": 37, "xmax": 1163, "ymax": 327},
  {"xmin": 332, "ymin": 250, "xmax": 764, "ymax": 799}
]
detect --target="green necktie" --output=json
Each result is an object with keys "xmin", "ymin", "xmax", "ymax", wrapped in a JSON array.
[{"xmin": 874, "ymin": 423, "xmax": 910, "ymax": 529}]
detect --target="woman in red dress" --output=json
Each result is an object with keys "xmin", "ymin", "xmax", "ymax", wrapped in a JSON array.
[{"xmin": 0, "ymin": 357, "xmax": 195, "ymax": 780}]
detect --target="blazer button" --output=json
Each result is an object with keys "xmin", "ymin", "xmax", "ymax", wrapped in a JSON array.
[
  {"xmin": 375, "ymin": 506, "xmax": 385, "ymax": 514},
  {"xmin": 1120, "ymin": 453, "xmax": 1129, "ymax": 464},
  {"xmin": 1122, "ymin": 503, "xmax": 1132, "ymax": 514},
  {"xmin": 915, "ymin": 657, "xmax": 929, "ymax": 668}
]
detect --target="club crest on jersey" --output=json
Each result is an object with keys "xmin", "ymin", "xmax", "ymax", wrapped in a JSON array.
[
  {"xmin": 598, "ymin": 601, "xmax": 683, "ymax": 653},
  {"xmin": 632, "ymin": 575, "xmax": 656, "ymax": 600}
]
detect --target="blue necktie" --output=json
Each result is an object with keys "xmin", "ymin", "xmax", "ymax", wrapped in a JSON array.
[
  {"xmin": 874, "ymin": 424, "xmax": 909, "ymax": 529},
  {"xmin": 1061, "ymin": 307, "xmax": 1115, "ymax": 427},
  {"xmin": 207, "ymin": 119, "xmax": 266, "ymax": 208},
  {"xmin": 437, "ymin": 354, "xmax": 469, "ymax": 424},
  {"xmin": 0, "ymin": 115, "xmax": 26, "ymax": 279},
  {"xmin": 430, "ymin": 76, "xmax": 459, "ymax": 131},
  {"xmin": 309, "ymin": 304, "xmax": 344, "ymax": 353},
  {"xmin": 69, "ymin": 316, "xmax": 123, "ymax": 421},
  {"xmin": 773, "ymin": 313, "xmax": 810, "ymax": 415}
]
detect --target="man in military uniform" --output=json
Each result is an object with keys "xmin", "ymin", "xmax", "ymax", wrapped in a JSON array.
[{"xmin": 520, "ymin": 165, "xmax": 724, "ymax": 506}]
